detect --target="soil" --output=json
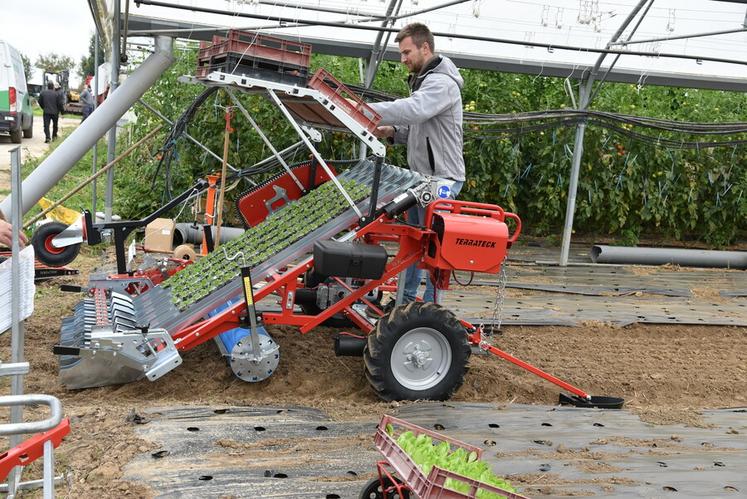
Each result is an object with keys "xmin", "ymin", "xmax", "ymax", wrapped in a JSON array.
[{"xmin": 2, "ymin": 247, "xmax": 746, "ymax": 497}]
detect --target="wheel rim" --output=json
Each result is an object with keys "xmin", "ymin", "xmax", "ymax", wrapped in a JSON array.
[
  {"xmin": 391, "ymin": 327, "xmax": 452, "ymax": 391},
  {"xmin": 44, "ymin": 235, "xmax": 65, "ymax": 254}
]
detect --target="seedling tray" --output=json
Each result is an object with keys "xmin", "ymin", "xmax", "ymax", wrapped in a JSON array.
[{"xmin": 374, "ymin": 415, "xmax": 528, "ymax": 499}]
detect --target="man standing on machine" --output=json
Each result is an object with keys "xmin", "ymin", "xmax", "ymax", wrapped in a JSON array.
[{"xmin": 369, "ymin": 22, "xmax": 466, "ymax": 303}]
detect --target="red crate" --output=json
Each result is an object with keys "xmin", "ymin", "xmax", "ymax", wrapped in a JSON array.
[
  {"xmin": 308, "ymin": 68, "xmax": 381, "ymax": 133},
  {"xmin": 373, "ymin": 415, "xmax": 528, "ymax": 499},
  {"xmin": 198, "ymin": 30, "xmax": 311, "ymax": 69}
]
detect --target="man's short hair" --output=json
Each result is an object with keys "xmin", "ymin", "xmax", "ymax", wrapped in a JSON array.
[
  {"xmin": 395, "ymin": 23, "xmax": 435, "ymax": 52},
  {"xmin": 47, "ymin": 82, "xmax": 54, "ymax": 89}
]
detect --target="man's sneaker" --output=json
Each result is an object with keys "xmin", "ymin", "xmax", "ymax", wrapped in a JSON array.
[{"xmin": 44, "ymin": 138, "xmax": 50, "ymax": 143}]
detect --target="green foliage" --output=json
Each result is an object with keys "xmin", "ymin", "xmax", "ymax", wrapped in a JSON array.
[
  {"xmin": 19, "ymin": 52, "xmax": 32, "ymax": 83},
  {"xmin": 79, "ymin": 34, "xmax": 106, "ymax": 80},
  {"xmin": 36, "ymin": 53, "xmax": 76, "ymax": 75},
  {"xmin": 112, "ymin": 46, "xmax": 746, "ymax": 246}
]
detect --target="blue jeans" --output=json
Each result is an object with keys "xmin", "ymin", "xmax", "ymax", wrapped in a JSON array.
[{"xmin": 403, "ymin": 180, "xmax": 463, "ymax": 304}]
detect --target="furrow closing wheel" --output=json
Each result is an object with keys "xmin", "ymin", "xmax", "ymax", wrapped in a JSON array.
[
  {"xmin": 32, "ymin": 221, "xmax": 81, "ymax": 267},
  {"xmin": 363, "ymin": 301, "xmax": 471, "ymax": 401}
]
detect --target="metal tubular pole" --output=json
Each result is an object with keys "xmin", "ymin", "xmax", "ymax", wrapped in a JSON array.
[
  {"xmin": 0, "ymin": 37, "xmax": 174, "ymax": 220},
  {"xmin": 559, "ymin": 83, "xmax": 587, "ymax": 266},
  {"xmin": 105, "ymin": 0, "xmax": 121, "ymax": 223},
  {"xmin": 136, "ymin": 98, "xmax": 242, "ymax": 174},
  {"xmin": 225, "ymin": 89, "xmax": 303, "ymax": 190},
  {"xmin": 42, "ymin": 440, "xmax": 54, "ymax": 499},
  {"xmin": 92, "ymin": 31, "xmax": 100, "ymax": 215},
  {"xmin": 612, "ymin": 26, "xmax": 747, "ymax": 46},
  {"xmin": 559, "ymin": 0, "xmax": 651, "ymax": 266},
  {"xmin": 9, "ymin": 146, "xmax": 24, "ymax": 496},
  {"xmin": 266, "ymin": 89, "xmax": 363, "ymax": 218},
  {"xmin": 359, "ymin": 0, "xmax": 402, "ymax": 160}
]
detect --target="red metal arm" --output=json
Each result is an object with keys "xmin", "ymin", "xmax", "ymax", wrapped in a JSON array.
[
  {"xmin": 467, "ymin": 330, "xmax": 590, "ymax": 400},
  {"xmin": 0, "ymin": 419, "xmax": 71, "ymax": 481}
]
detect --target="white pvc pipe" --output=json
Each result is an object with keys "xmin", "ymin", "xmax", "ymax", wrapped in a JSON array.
[
  {"xmin": 0, "ymin": 36, "xmax": 174, "ymax": 220},
  {"xmin": 590, "ymin": 245, "xmax": 747, "ymax": 269}
]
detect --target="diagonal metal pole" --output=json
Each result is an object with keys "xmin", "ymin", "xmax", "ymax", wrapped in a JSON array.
[
  {"xmin": 225, "ymin": 89, "xmax": 303, "ymax": 190},
  {"xmin": 559, "ymin": 0, "xmax": 652, "ymax": 266},
  {"xmin": 266, "ymin": 89, "xmax": 362, "ymax": 218},
  {"xmin": 105, "ymin": 0, "xmax": 121, "ymax": 223},
  {"xmin": 359, "ymin": 0, "xmax": 402, "ymax": 160}
]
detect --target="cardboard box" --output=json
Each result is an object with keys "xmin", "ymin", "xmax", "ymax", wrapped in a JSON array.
[{"xmin": 144, "ymin": 218, "xmax": 176, "ymax": 253}]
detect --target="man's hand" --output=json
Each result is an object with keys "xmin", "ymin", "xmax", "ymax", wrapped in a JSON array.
[
  {"xmin": 0, "ymin": 220, "xmax": 27, "ymax": 249},
  {"xmin": 373, "ymin": 126, "xmax": 395, "ymax": 139}
]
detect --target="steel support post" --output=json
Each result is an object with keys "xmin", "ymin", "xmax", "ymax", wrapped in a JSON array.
[
  {"xmin": 559, "ymin": 0, "xmax": 651, "ymax": 266},
  {"xmin": 8, "ymin": 146, "xmax": 24, "ymax": 496},
  {"xmin": 359, "ymin": 0, "xmax": 402, "ymax": 160},
  {"xmin": 105, "ymin": 0, "xmax": 121, "ymax": 222},
  {"xmin": 92, "ymin": 31, "xmax": 100, "ymax": 215}
]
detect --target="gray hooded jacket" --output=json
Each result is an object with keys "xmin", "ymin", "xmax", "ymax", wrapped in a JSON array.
[{"xmin": 369, "ymin": 55, "xmax": 465, "ymax": 181}]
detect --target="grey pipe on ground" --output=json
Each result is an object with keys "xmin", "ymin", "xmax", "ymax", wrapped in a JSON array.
[
  {"xmin": 0, "ymin": 36, "xmax": 174, "ymax": 220},
  {"xmin": 590, "ymin": 245, "xmax": 747, "ymax": 269},
  {"xmin": 173, "ymin": 223, "xmax": 245, "ymax": 246}
]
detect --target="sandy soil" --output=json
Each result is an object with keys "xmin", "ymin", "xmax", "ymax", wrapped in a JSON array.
[{"xmin": 2, "ymin": 247, "xmax": 746, "ymax": 497}]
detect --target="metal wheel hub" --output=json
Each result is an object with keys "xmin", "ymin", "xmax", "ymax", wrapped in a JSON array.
[{"xmin": 391, "ymin": 327, "xmax": 452, "ymax": 391}]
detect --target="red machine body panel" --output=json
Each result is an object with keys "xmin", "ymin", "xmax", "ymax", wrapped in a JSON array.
[
  {"xmin": 423, "ymin": 199, "xmax": 521, "ymax": 274},
  {"xmin": 236, "ymin": 162, "xmax": 337, "ymax": 227}
]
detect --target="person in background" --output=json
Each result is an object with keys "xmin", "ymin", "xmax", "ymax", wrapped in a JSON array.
[
  {"xmin": 38, "ymin": 82, "xmax": 65, "ymax": 143},
  {"xmin": 368, "ymin": 22, "xmax": 466, "ymax": 304},
  {"xmin": 0, "ymin": 219, "xmax": 27, "ymax": 249},
  {"xmin": 80, "ymin": 84, "xmax": 95, "ymax": 122}
]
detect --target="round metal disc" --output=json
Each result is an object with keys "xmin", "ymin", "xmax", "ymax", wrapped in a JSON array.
[
  {"xmin": 390, "ymin": 327, "xmax": 452, "ymax": 391},
  {"xmin": 229, "ymin": 334, "xmax": 280, "ymax": 382}
]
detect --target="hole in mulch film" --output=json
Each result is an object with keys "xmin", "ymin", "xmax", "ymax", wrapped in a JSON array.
[
  {"xmin": 199, "ymin": 476, "xmax": 213, "ymax": 481},
  {"xmin": 273, "ymin": 473, "xmax": 288, "ymax": 478},
  {"xmin": 488, "ymin": 423, "xmax": 500, "ymax": 428},
  {"xmin": 316, "ymin": 425, "xmax": 328, "ymax": 431},
  {"xmin": 187, "ymin": 427, "xmax": 200, "ymax": 432},
  {"xmin": 254, "ymin": 426, "xmax": 266, "ymax": 432},
  {"xmin": 151, "ymin": 450, "xmax": 170, "ymax": 459},
  {"xmin": 434, "ymin": 424, "xmax": 445, "ymax": 430}
]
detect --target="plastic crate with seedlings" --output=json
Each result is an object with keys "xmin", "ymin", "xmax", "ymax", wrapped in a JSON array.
[
  {"xmin": 195, "ymin": 30, "xmax": 311, "ymax": 85},
  {"xmin": 372, "ymin": 415, "xmax": 526, "ymax": 499},
  {"xmin": 163, "ymin": 179, "xmax": 370, "ymax": 310}
]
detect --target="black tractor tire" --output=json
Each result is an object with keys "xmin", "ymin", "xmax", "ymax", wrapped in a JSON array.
[
  {"xmin": 32, "ymin": 222, "xmax": 81, "ymax": 267},
  {"xmin": 359, "ymin": 477, "xmax": 409, "ymax": 499},
  {"xmin": 9, "ymin": 126, "xmax": 22, "ymax": 144},
  {"xmin": 363, "ymin": 301, "xmax": 471, "ymax": 401},
  {"xmin": 23, "ymin": 116, "xmax": 33, "ymax": 138}
]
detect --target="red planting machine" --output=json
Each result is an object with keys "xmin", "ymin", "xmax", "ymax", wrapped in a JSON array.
[{"xmin": 53, "ymin": 33, "xmax": 622, "ymax": 409}]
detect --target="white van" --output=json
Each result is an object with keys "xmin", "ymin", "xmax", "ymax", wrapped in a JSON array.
[{"xmin": 0, "ymin": 40, "xmax": 33, "ymax": 143}]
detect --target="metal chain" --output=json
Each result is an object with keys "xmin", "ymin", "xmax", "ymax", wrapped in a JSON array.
[{"xmin": 480, "ymin": 256, "xmax": 508, "ymax": 344}]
